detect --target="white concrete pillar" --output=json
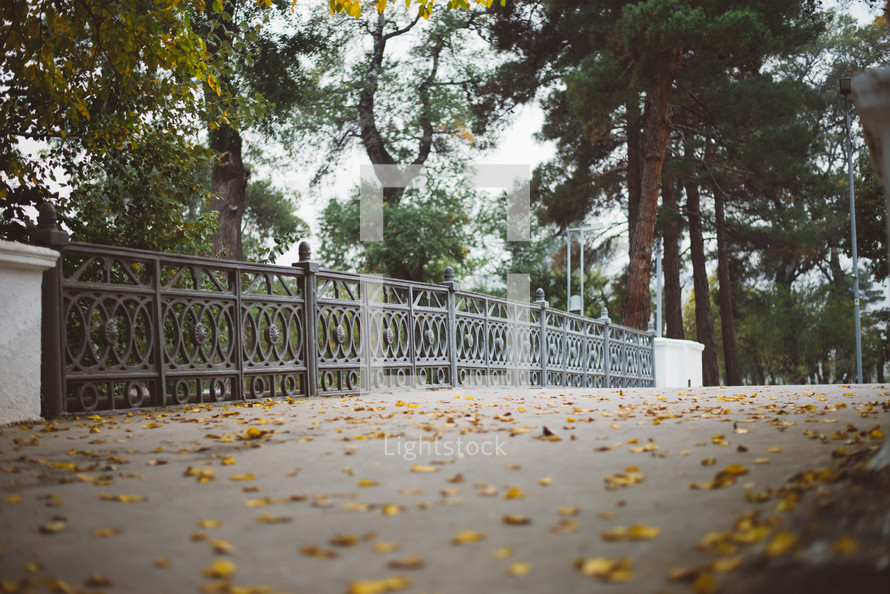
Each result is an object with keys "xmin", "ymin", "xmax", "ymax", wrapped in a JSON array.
[
  {"xmin": 654, "ymin": 337, "xmax": 704, "ymax": 388},
  {"xmin": 0, "ymin": 240, "xmax": 59, "ymax": 425}
]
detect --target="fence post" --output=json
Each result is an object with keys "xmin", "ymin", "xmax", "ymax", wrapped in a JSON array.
[
  {"xmin": 151, "ymin": 258, "xmax": 167, "ymax": 406},
  {"xmin": 440, "ymin": 267, "xmax": 458, "ymax": 389},
  {"xmin": 647, "ymin": 320, "xmax": 657, "ymax": 387},
  {"xmin": 582, "ymin": 320, "xmax": 589, "ymax": 388},
  {"xmin": 293, "ymin": 242, "xmax": 318, "ymax": 397},
  {"xmin": 30, "ymin": 202, "xmax": 70, "ymax": 418},
  {"xmin": 600, "ymin": 307, "xmax": 611, "ymax": 388},
  {"xmin": 533, "ymin": 288, "xmax": 548, "ymax": 387}
]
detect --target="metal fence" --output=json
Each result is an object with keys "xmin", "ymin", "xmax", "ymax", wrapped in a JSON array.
[{"xmin": 32, "ymin": 213, "xmax": 655, "ymax": 415}]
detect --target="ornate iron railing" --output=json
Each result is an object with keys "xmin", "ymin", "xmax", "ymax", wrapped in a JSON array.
[{"xmin": 32, "ymin": 214, "xmax": 654, "ymax": 415}]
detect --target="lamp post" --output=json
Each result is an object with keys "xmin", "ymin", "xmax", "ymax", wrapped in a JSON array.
[
  {"xmin": 655, "ymin": 240, "xmax": 663, "ymax": 338},
  {"xmin": 566, "ymin": 224, "xmax": 603, "ymax": 314},
  {"xmin": 840, "ymin": 76, "xmax": 863, "ymax": 384}
]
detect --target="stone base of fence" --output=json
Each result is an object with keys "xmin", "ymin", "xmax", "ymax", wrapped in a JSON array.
[
  {"xmin": 0, "ymin": 240, "xmax": 60, "ymax": 425},
  {"xmin": 653, "ymin": 337, "xmax": 704, "ymax": 388}
]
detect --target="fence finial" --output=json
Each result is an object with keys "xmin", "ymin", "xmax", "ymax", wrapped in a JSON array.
[
  {"xmin": 599, "ymin": 307, "xmax": 610, "ymax": 322},
  {"xmin": 30, "ymin": 201, "xmax": 69, "ymax": 249},
  {"xmin": 37, "ymin": 201, "xmax": 58, "ymax": 229},
  {"xmin": 443, "ymin": 266, "xmax": 454, "ymax": 283},
  {"xmin": 298, "ymin": 241, "xmax": 312, "ymax": 263}
]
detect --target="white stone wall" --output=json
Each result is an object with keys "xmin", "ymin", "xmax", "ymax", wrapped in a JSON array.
[{"xmin": 0, "ymin": 240, "xmax": 59, "ymax": 425}]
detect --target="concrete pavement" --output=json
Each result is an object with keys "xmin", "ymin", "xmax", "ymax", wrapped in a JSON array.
[{"xmin": 1, "ymin": 384, "xmax": 889, "ymax": 593}]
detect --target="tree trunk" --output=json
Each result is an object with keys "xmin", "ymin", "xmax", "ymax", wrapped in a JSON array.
[
  {"xmin": 714, "ymin": 190, "xmax": 741, "ymax": 385},
  {"xmin": 626, "ymin": 98, "xmax": 643, "ymax": 242},
  {"xmin": 621, "ymin": 53, "xmax": 680, "ymax": 330},
  {"xmin": 210, "ymin": 125, "xmax": 248, "ymax": 260},
  {"xmin": 661, "ymin": 170, "xmax": 684, "ymax": 340},
  {"xmin": 685, "ymin": 177, "xmax": 719, "ymax": 386}
]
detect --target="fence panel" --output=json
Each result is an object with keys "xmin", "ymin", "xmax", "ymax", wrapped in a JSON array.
[{"xmin": 46, "ymin": 239, "xmax": 654, "ymax": 414}]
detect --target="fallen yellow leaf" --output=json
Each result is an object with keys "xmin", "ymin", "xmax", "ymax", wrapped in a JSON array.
[
  {"xmin": 154, "ymin": 557, "xmax": 171, "ymax": 568},
  {"xmin": 372, "ymin": 541, "xmax": 400, "ymax": 553},
  {"xmin": 502, "ymin": 514, "xmax": 531, "ymax": 525},
  {"xmin": 256, "ymin": 513, "xmax": 291, "ymax": 524},
  {"xmin": 39, "ymin": 521, "xmax": 66, "ymax": 534},
  {"xmin": 711, "ymin": 556, "xmax": 743, "ymax": 572},
  {"xmin": 451, "ymin": 530, "xmax": 485, "ymax": 545},
  {"xmin": 575, "ymin": 557, "xmax": 633, "ymax": 582},
  {"xmin": 507, "ymin": 561, "xmax": 531, "ymax": 577},
  {"xmin": 329, "ymin": 534, "xmax": 359, "ymax": 547},
  {"xmin": 201, "ymin": 558, "xmax": 236, "ymax": 579},
  {"xmin": 242, "ymin": 427, "xmax": 267, "ymax": 440},
  {"xmin": 381, "ymin": 504, "xmax": 403, "ymax": 517},
  {"xmin": 99, "ymin": 493, "xmax": 146, "ymax": 503},
  {"xmin": 299, "ymin": 545, "xmax": 339, "ymax": 559},
  {"xmin": 832, "ymin": 535, "xmax": 861, "ymax": 557},
  {"xmin": 211, "ymin": 539, "xmax": 235, "ymax": 555},
  {"xmin": 691, "ymin": 571, "xmax": 719, "ymax": 594},
  {"xmin": 503, "ymin": 486, "xmax": 524, "ymax": 499},
  {"xmin": 763, "ymin": 530, "xmax": 799, "ymax": 558},
  {"xmin": 410, "ymin": 465, "xmax": 438, "ymax": 473},
  {"xmin": 387, "ymin": 555, "xmax": 424, "ymax": 570},
  {"xmin": 346, "ymin": 576, "xmax": 412, "ymax": 594},
  {"xmin": 84, "ymin": 573, "xmax": 112, "ymax": 587}
]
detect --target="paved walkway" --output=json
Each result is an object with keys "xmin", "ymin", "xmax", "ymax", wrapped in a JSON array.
[{"xmin": 1, "ymin": 384, "xmax": 889, "ymax": 593}]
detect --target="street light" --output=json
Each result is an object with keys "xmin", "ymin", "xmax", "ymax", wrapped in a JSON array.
[
  {"xmin": 655, "ymin": 240, "xmax": 663, "ymax": 338},
  {"xmin": 840, "ymin": 76, "xmax": 863, "ymax": 384},
  {"xmin": 566, "ymin": 224, "xmax": 603, "ymax": 315}
]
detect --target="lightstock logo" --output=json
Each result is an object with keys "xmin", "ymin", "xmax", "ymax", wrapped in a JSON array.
[
  {"xmin": 357, "ymin": 162, "xmax": 537, "ymax": 394},
  {"xmin": 359, "ymin": 162, "xmax": 532, "ymax": 300},
  {"xmin": 383, "ymin": 434, "xmax": 507, "ymax": 461}
]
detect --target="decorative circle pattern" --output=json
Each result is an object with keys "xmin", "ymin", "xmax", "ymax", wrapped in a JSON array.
[
  {"xmin": 103, "ymin": 319, "xmax": 120, "ymax": 345},
  {"xmin": 265, "ymin": 324, "xmax": 281, "ymax": 345},
  {"xmin": 191, "ymin": 323, "xmax": 208, "ymax": 346}
]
